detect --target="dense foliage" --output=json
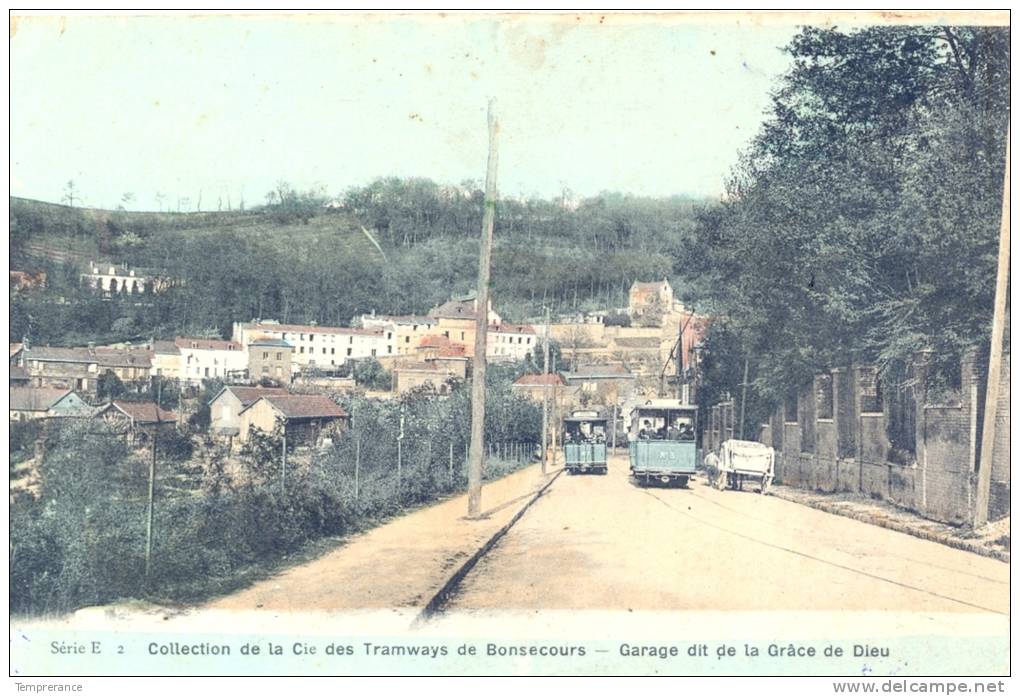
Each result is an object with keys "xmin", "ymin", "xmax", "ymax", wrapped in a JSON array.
[
  {"xmin": 10, "ymin": 375, "xmax": 541, "ymax": 615},
  {"xmin": 10, "ymin": 185, "xmax": 705, "ymax": 345},
  {"xmin": 679, "ymin": 26, "xmax": 1009, "ymax": 419}
]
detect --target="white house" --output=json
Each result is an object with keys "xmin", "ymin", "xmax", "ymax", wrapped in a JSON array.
[
  {"xmin": 487, "ymin": 322, "xmax": 537, "ymax": 362},
  {"xmin": 175, "ymin": 337, "xmax": 248, "ymax": 385},
  {"xmin": 232, "ymin": 320, "xmax": 393, "ymax": 372}
]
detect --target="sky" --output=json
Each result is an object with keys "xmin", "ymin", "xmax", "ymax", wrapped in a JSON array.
[{"xmin": 10, "ymin": 13, "xmax": 802, "ymax": 211}]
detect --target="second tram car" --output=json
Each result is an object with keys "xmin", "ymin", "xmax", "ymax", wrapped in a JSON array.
[{"xmin": 563, "ymin": 409, "xmax": 608, "ymax": 475}]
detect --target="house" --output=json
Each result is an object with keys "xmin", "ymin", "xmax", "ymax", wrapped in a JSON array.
[
  {"xmin": 94, "ymin": 400, "xmax": 177, "ymax": 442},
  {"xmin": 176, "ymin": 337, "xmax": 247, "ymax": 385},
  {"xmin": 80, "ymin": 262, "xmax": 170, "ymax": 296},
  {"xmin": 247, "ymin": 337, "xmax": 293, "ymax": 385},
  {"xmin": 359, "ymin": 313, "xmax": 438, "ymax": 356},
  {"xmin": 238, "ymin": 394, "xmax": 349, "ymax": 446},
  {"xmin": 426, "ymin": 294, "xmax": 502, "ymax": 357},
  {"xmin": 563, "ymin": 363, "xmax": 638, "ymax": 404},
  {"xmin": 150, "ymin": 340, "xmax": 181, "ymax": 380},
  {"xmin": 9, "ymin": 387, "xmax": 93, "ymax": 421},
  {"xmin": 488, "ymin": 322, "xmax": 537, "ymax": 362},
  {"xmin": 208, "ymin": 385, "xmax": 290, "ymax": 437},
  {"xmin": 511, "ymin": 373, "xmax": 567, "ymax": 404},
  {"xmin": 392, "ymin": 347, "xmax": 469, "ymax": 395},
  {"xmin": 232, "ymin": 320, "xmax": 392, "ymax": 372},
  {"xmin": 22, "ymin": 345, "xmax": 151, "ymax": 394},
  {"xmin": 95, "ymin": 347, "xmax": 153, "ymax": 385},
  {"xmin": 629, "ymin": 279, "xmax": 674, "ymax": 324}
]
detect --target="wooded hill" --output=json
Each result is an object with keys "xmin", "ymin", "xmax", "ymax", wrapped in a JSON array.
[{"xmin": 10, "ymin": 188, "xmax": 707, "ymax": 346}]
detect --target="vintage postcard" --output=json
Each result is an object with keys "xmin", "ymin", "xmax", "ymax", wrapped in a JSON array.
[{"xmin": 7, "ymin": 9, "xmax": 1010, "ymax": 684}]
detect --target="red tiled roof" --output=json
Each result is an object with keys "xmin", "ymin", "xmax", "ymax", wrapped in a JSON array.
[
  {"xmin": 109, "ymin": 400, "xmax": 177, "ymax": 424},
  {"xmin": 418, "ymin": 335, "xmax": 452, "ymax": 348},
  {"xmin": 437, "ymin": 345, "xmax": 467, "ymax": 358},
  {"xmin": 259, "ymin": 394, "xmax": 348, "ymax": 420},
  {"xmin": 175, "ymin": 337, "xmax": 241, "ymax": 351},
  {"xmin": 513, "ymin": 373, "xmax": 566, "ymax": 387}
]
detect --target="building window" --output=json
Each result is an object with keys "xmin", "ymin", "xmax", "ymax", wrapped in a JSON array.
[
  {"xmin": 347, "ymin": 348, "xmax": 352, "ymax": 356},
  {"xmin": 387, "ymin": 332, "xmax": 392, "ymax": 340},
  {"xmin": 387, "ymin": 346, "xmax": 392, "ymax": 354},
  {"xmin": 276, "ymin": 352, "xmax": 282, "ymax": 360},
  {"xmin": 262, "ymin": 352, "xmax": 269, "ymax": 360},
  {"xmin": 331, "ymin": 348, "xmax": 335, "ymax": 355},
  {"xmin": 371, "ymin": 349, "xmax": 377, "ymax": 357},
  {"xmin": 349, "ymin": 337, "xmax": 354, "ymax": 344},
  {"xmin": 300, "ymin": 347, "xmax": 305, "ymax": 354},
  {"xmin": 300, "ymin": 334, "xmax": 305, "ymax": 341},
  {"xmin": 262, "ymin": 366, "xmax": 269, "ymax": 375},
  {"xmin": 204, "ymin": 367, "xmax": 209, "ymax": 377},
  {"xmin": 461, "ymin": 332, "xmax": 465, "ymax": 340},
  {"xmin": 322, "ymin": 347, "xmax": 327, "ymax": 354},
  {"xmin": 405, "ymin": 336, "xmax": 410, "ymax": 343}
]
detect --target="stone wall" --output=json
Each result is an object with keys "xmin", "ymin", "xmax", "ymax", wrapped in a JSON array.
[{"xmin": 713, "ymin": 351, "xmax": 1009, "ymax": 527}]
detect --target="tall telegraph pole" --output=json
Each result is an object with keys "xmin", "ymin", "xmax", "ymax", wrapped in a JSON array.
[
  {"xmin": 541, "ymin": 306, "xmax": 550, "ymax": 474},
  {"xmin": 974, "ymin": 129, "xmax": 1010, "ymax": 527},
  {"xmin": 467, "ymin": 99, "xmax": 500, "ymax": 518}
]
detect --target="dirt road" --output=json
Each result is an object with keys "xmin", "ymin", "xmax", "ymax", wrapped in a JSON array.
[{"xmin": 442, "ymin": 455, "xmax": 1009, "ymax": 614}]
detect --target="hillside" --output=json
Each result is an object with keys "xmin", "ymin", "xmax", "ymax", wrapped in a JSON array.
[{"xmin": 10, "ymin": 184, "xmax": 708, "ymax": 346}]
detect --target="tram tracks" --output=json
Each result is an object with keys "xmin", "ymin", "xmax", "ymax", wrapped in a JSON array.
[{"xmin": 638, "ymin": 486, "xmax": 1007, "ymax": 616}]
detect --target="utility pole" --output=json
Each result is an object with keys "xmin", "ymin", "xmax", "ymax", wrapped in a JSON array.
[
  {"xmin": 144, "ymin": 423, "xmax": 157, "ymax": 582},
  {"xmin": 611, "ymin": 402, "xmax": 618, "ymax": 456},
  {"xmin": 738, "ymin": 358, "xmax": 750, "ymax": 440},
  {"xmin": 281, "ymin": 425, "xmax": 287, "ymax": 495},
  {"xmin": 551, "ymin": 354, "xmax": 558, "ymax": 467},
  {"xmin": 541, "ymin": 306, "xmax": 550, "ymax": 474},
  {"xmin": 467, "ymin": 99, "xmax": 500, "ymax": 518},
  {"xmin": 397, "ymin": 405, "xmax": 405, "ymax": 493},
  {"xmin": 354, "ymin": 433, "xmax": 360, "ymax": 500},
  {"xmin": 144, "ymin": 395, "xmax": 160, "ymax": 583},
  {"xmin": 676, "ymin": 313, "xmax": 684, "ymax": 402},
  {"xmin": 974, "ymin": 129, "xmax": 1010, "ymax": 528}
]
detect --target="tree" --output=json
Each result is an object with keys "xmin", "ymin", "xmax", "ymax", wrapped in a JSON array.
[
  {"xmin": 97, "ymin": 370, "xmax": 125, "ymax": 401},
  {"xmin": 61, "ymin": 180, "xmax": 78, "ymax": 207},
  {"xmin": 352, "ymin": 358, "xmax": 392, "ymax": 391},
  {"xmin": 678, "ymin": 25, "xmax": 1009, "ymax": 399}
]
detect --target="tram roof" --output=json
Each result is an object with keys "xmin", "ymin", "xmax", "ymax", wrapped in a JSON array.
[{"xmin": 630, "ymin": 399, "xmax": 699, "ymax": 412}]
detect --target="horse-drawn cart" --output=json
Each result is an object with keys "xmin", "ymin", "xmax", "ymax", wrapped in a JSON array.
[{"xmin": 712, "ymin": 439, "xmax": 775, "ymax": 494}]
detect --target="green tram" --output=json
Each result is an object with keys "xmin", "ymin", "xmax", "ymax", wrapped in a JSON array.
[
  {"xmin": 562, "ymin": 409, "xmax": 609, "ymax": 475},
  {"xmin": 628, "ymin": 399, "xmax": 699, "ymax": 487}
]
